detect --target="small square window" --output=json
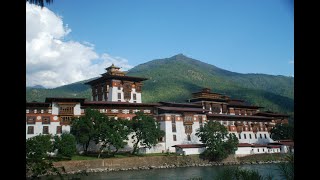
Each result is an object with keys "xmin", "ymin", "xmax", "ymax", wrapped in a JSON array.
[
  {"xmin": 27, "ymin": 126, "xmax": 34, "ymax": 134},
  {"xmin": 43, "ymin": 126, "xmax": 49, "ymax": 134},
  {"xmin": 27, "ymin": 116, "xmax": 36, "ymax": 124},
  {"xmin": 56, "ymin": 126, "xmax": 62, "ymax": 134},
  {"xmin": 42, "ymin": 117, "xmax": 50, "ymax": 124},
  {"xmin": 187, "ymin": 135, "xmax": 191, "ymax": 141}
]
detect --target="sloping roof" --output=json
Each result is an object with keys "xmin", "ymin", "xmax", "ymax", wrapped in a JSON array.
[
  {"xmin": 45, "ymin": 97, "xmax": 86, "ymax": 103},
  {"xmin": 238, "ymin": 143, "xmax": 267, "ymax": 147},
  {"xmin": 85, "ymin": 75, "xmax": 148, "ymax": 85},
  {"xmin": 267, "ymin": 145, "xmax": 281, "ymax": 148},
  {"xmin": 26, "ymin": 102, "xmax": 51, "ymax": 107},
  {"xmin": 157, "ymin": 106, "xmax": 208, "ymax": 112},
  {"xmin": 172, "ymin": 144, "xmax": 206, "ymax": 148},
  {"xmin": 254, "ymin": 111, "xmax": 290, "ymax": 117},
  {"xmin": 83, "ymin": 101, "xmax": 160, "ymax": 107},
  {"xmin": 278, "ymin": 141, "xmax": 294, "ymax": 147},
  {"xmin": 158, "ymin": 101, "xmax": 202, "ymax": 108},
  {"xmin": 227, "ymin": 100, "xmax": 263, "ymax": 109}
]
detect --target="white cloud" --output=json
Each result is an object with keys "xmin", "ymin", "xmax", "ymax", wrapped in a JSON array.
[{"xmin": 26, "ymin": 3, "xmax": 132, "ymax": 88}]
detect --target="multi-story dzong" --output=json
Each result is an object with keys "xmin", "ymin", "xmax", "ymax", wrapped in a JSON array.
[{"xmin": 26, "ymin": 64, "xmax": 294, "ymax": 156}]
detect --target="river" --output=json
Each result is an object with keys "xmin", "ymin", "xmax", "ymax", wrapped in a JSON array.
[{"xmin": 45, "ymin": 164, "xmax": 284, "ymax": 180}]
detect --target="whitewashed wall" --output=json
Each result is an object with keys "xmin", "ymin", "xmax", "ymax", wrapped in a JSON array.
[
  {"xmin": 74, "ymin": 103, "xmax": 81, "ymax": 115},
  {"xmin": 235, "ymin": 147, "xmax": 253, "ymax": 156},
  {"xmin": 26, "ymin": 121, "xmax": 61, "ymax": 139},
  {"xmin": 176, "ymin": 147, "xmax": 206, "ymax": 155},
  {"xmin": 52, "ymin": 102, "xmax": 59, "ymax": 115},
  {"xmin": 235, "ymin": 132, "xmax": 274, "ymax": 144}
]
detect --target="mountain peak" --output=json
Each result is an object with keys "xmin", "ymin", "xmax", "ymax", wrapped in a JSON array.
[{"xmin": 171, "ymin": 53, "xmax": 189, "ymax": 60}]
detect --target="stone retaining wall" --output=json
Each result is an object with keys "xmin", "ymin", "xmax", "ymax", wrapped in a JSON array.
[{"xmin": 53, "ymin": 155, "xmax": 284, "ymax": 175}]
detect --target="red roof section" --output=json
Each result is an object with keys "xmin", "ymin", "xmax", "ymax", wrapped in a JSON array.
[
  {"xmin": 206, "ymin": 114, "xmax": 272, "ymax": 121},
  {"xmin": 172, "ymin": 144, "xmax": 206, "ymax": 148}
]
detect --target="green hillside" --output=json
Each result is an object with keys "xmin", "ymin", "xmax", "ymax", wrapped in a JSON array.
[{"xmin": 26, "ymin": 54, "xmax": 293, "ymax": 119}]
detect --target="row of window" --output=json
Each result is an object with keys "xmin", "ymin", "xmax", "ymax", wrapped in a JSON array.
[
  {"xmin": 26, "ymin": 109, "xmax": 52, "ymax": 114},
  {"xmin": 238, "ymin": 133, "xmax": 269, "ymax": 139},
  {"xmin": 160, "ymin": 134, "xmax": 191, "ymax": 142},
  {"xmin": 174, "ymin": 134, "xmax": 191, "ymax": 141},
  {"xmin": 26, "ymin": 116, "xmax": 50, "ymax": 124},
  {"xmin": 252, "ymin": 148, "xmax": 279, "ymax": 153},
  {"xmin": 59, "ymin": 106, "xmax": 74, "ymax": 114},
  {"xmin": 102, "ymin": 109, "xmax": 151, "ymax": 114},
  {"xmin": 117, "ymin": 93, "xmax": 137, "ymax": 101},
  {"xmin": 27, "ymin": 126, "xmax": 62, "ymax": 135}
]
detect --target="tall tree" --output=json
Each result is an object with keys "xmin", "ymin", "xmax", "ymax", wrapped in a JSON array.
[
  {"xmin": 26, "ymin": 135, "xmax": 62, "ymax": 178},
  {"xmin": 26, "ymin": 0, "xmax": 54, "ymax": 8},
  {"xmin": 70, "ymin": 108, "xmax": 98, "ymax": 154},
  {"xmin": 53, "ymin": 133, "xmax": 77, "ymax": 158},
  {"xmin": 94, "ymin": 116, "xmax": 131, "ymax": 158},
  {"xmin": 196, "ymin": 120, "xmax": 239, "ymax": 161},
  {"xmin": 270, "ymin": 123, "xmax": 294, "ymax": 141},
  {"xmin": 130, "ymin": 112, "xmax": 165, "ymax": 155}
]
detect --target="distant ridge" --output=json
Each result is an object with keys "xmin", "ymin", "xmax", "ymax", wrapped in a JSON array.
[{"xmin": 26, "ymin": 54, "xmax": 293, "ymax": 121}]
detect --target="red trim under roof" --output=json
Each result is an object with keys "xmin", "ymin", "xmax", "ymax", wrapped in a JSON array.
[
  {"xmin": 172, "ymin": 144, "xmax": 206, "ymax": 148},
  {"xmin": 206, "ymin": 114, "xmax": 272, "ymax": 121}
]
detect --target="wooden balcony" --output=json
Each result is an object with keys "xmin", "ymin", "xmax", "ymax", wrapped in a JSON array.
[
  {"xmin": 183, "ymin": 121, "xmax": 194, "ymax": 125},
  {"xmin": 235, "ymin": 122, "xmax": 244, "ymax": 126}
]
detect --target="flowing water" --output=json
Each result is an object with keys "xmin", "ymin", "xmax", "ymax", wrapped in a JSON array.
[{"xmin": 45, "ymin": 163, "xmax": 285, "ymax": 180}]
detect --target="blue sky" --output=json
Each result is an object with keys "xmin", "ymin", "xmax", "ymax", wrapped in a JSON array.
[{"xmin": 26, "ymin": 0, "xmax": 293, "ymax": 88}]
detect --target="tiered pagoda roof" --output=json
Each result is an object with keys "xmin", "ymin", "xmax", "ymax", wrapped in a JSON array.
[{"xmin": 85, "ymin": 64, "xmax": 148, "ymax": 85}]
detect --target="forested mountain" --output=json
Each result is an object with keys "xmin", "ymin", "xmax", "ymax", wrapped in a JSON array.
[{"xmin": 26, "ymin": 54, "xmax": 293, "ymax": 119}]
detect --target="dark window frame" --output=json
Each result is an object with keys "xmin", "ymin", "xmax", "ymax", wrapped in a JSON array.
[
  {"xmin": 42, "ymin": 116, "xmax": 50, "ymax": 124},
  {"xmin": 43, "ymin": 126, "xmax": 49, "ymax": 134},
  {"xmin": 27, "ymin": 126, "xmax": 34, "ymax": 134},
  {"xmin": 173, "ymin": 135, "xmax": 177, "ymax": 141},
  {"xmin": 27, "ymin": 116, "xmax": 36, "ymax": 124},
  {"xmin": 56, "ymin": 126, "xmax": 62, "ymax": 134}
]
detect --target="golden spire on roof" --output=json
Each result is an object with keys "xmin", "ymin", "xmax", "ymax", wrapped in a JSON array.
[{"xmin": 104, "ymin": 64, "xmax": 125, "ymax": 76}]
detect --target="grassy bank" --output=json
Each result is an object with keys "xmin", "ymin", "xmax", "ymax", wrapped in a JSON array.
[
  {"xmin": 69, "ymin": 152, "xmax": 181, "ymax": 161},
  {"xmin": 238, "ymin": 153, "xmax": 287, "ymax": 162}
]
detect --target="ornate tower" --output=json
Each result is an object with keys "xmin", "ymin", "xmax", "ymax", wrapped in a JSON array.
[{"xmin": 85, "ymin": 64, "xmax": 148, "ymax": 103}]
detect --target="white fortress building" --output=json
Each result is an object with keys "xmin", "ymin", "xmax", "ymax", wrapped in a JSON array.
[{"xmin": 26, "ymin": 65, "xmax": 293, "ymax": 156}]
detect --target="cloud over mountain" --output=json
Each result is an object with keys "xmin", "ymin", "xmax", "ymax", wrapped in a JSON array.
[{"xmin": 26, "ymin": 3, "xmax": 132, "ymax": 88}]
